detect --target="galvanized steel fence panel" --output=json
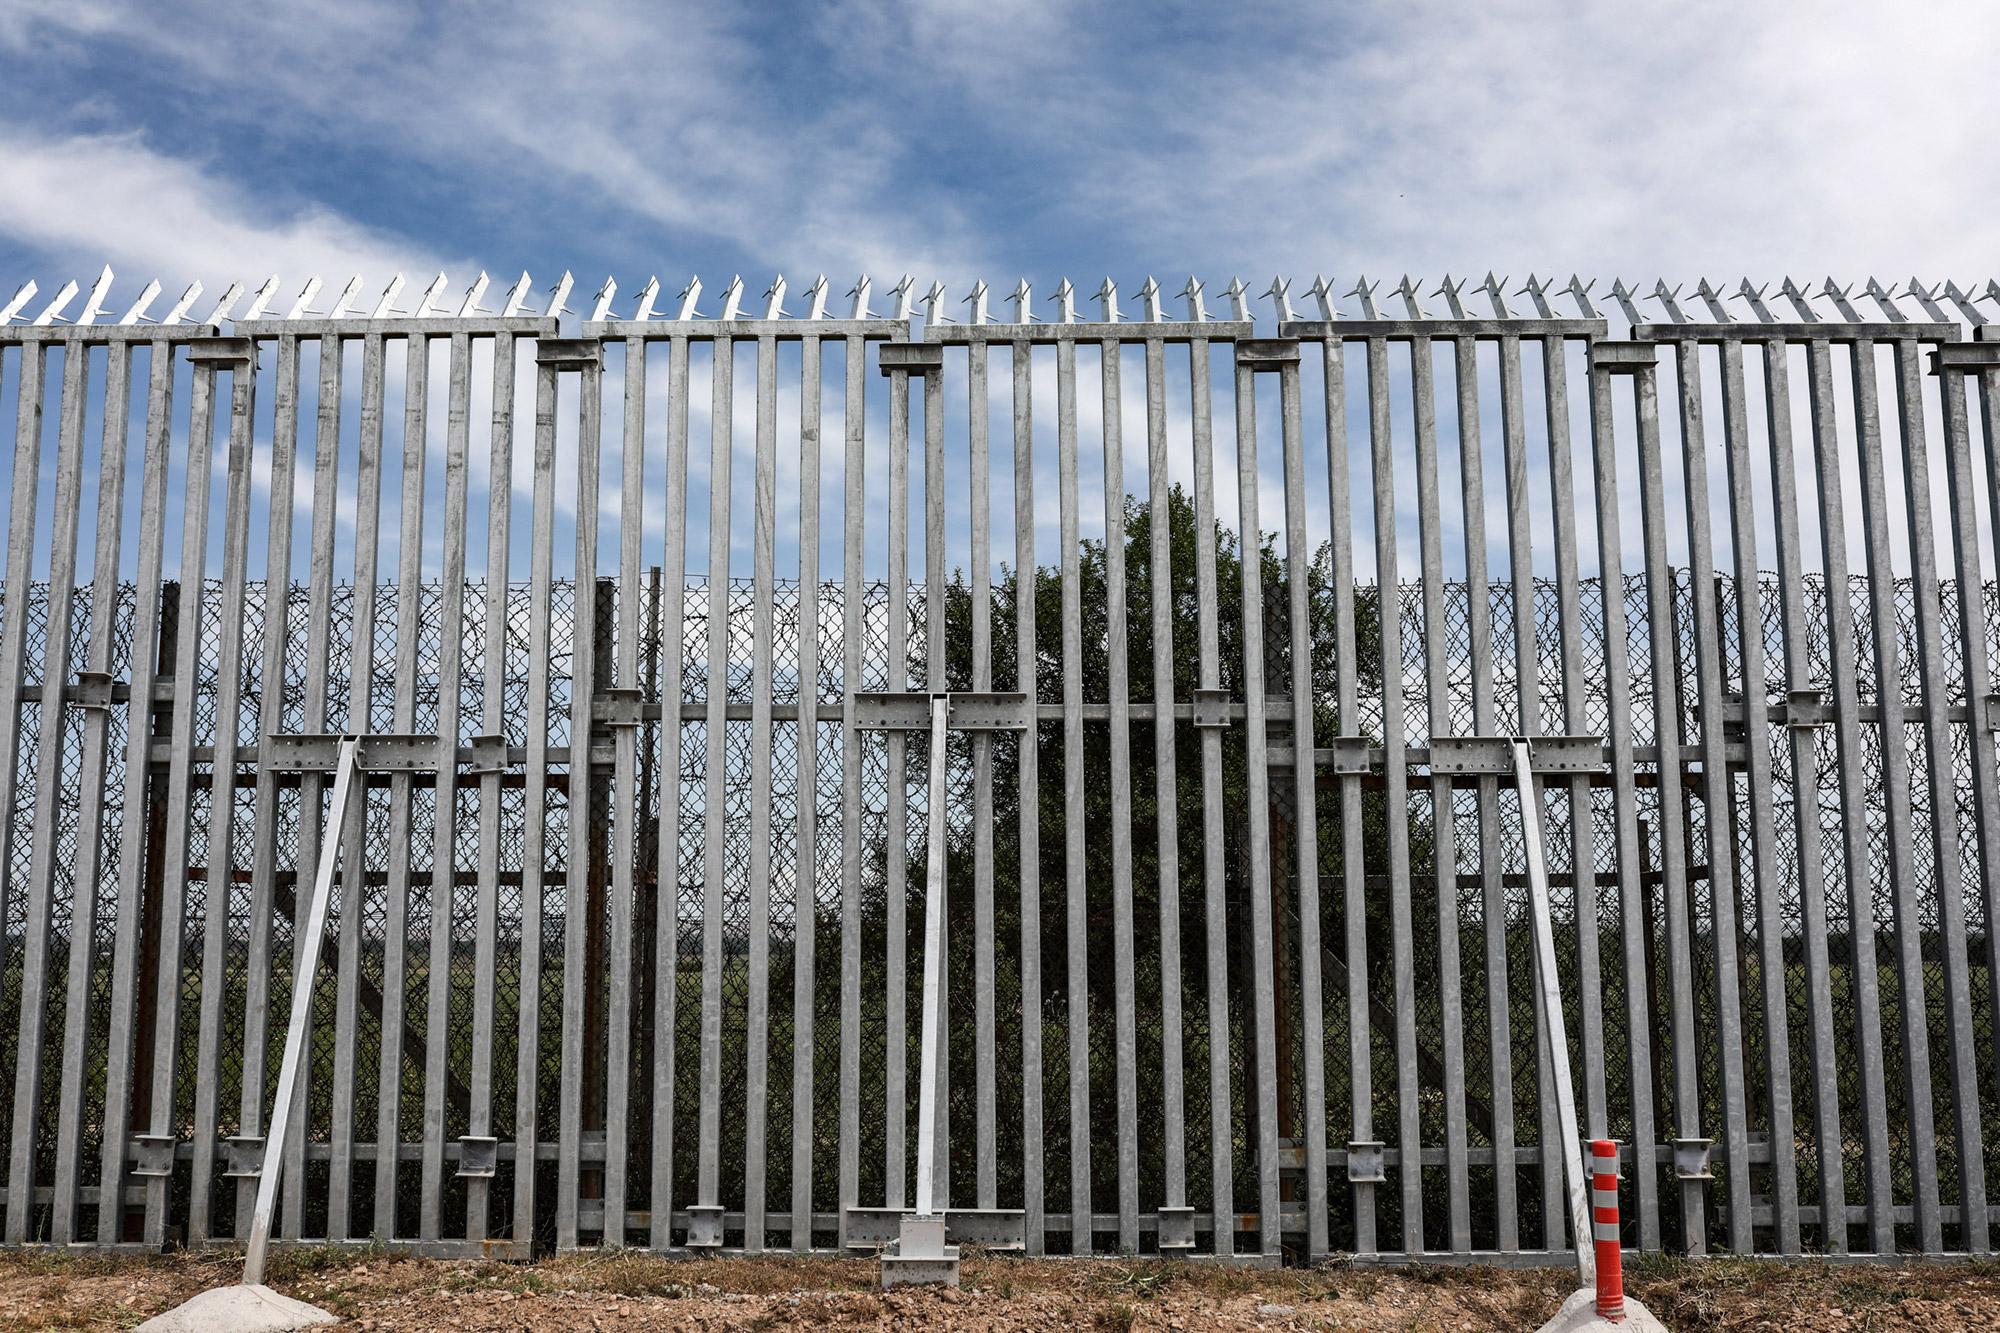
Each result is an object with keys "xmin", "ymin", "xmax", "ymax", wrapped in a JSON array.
[{"xmin": 0, "ymin": 270, "xmax": 1997, "ymax": 1264}]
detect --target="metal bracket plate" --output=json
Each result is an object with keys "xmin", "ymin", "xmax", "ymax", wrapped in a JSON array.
[
  {"xmin": 1674, "ymin": 1137, "xmax": 1715, "ymax": 1180},
  {"xmin": 1328, "ymin": 736, "xmax": 1374, "ymax": 774},
  {"xmin": 1592, "ymin": 341, "xmax": 1658, "ymax": 373},
  {"xmin": 132, "ymin": 1133, "xmax": 177, "ymax": 1178},
  {"xmin": 222, "ymin": 1135, "xmax": 264, "ymax": 1179},
  {"xmin": 878, "ymin": 342, "xmax": 945, "ymax": 375},
  {"xmin": 684, "ymin": 1202, "xmax": 726, "ymax": 1248},
  {"xmin": 72, "ymin": 670, "xmax": 119, "ymax": 710},
  {"xmin": 466, "ymin": 734, "xmax": 512, "ymax": 774},
  {"xmin": 852, "ymin": 691, "xmax": 1030, "ymax": 731},
  {"xmin": 455, "ymin": 1135, "xmax": 498, "ymax": 1179},
  {"xmin": 1346, "ymin": 1140, "xmax": 1388, "ymax": 1183},
  {"xmin": 596, "ymin": 687, "xmax": 643, "ymax": 728},
  {"xmin": 1785, "ymin": 689, "xmax": 1831, "ymax": 729},
  {"xmin": 1237, "ymin": 338, "xmax": 1301, "ymax": 369},
  {"xmin": 1191, "ymin": 687, "xmax": 1233, "ymax": 729},
  {"xmin": 1156, "ymin": 1204, "xmax": 1196, "ymax": 1250},
  {"xmin": 535, "ymin": 338, "xmax": 601, "ymax": 369},
  {"xmin": 265, "ymin": 733, "xmax": 443, "ymax": 771},
  {"xmin": 1930, "ymin": 343, "xmax": 2000, "ymax": 374},
  {"xmin": 186, "ymin": 336, "xmax": 255, "ymax": 366},
  {"xmin": 1428, "ymin": 734, "xmax": 1604, "ymax": 775}
]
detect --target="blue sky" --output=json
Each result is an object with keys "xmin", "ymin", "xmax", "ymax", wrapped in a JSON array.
[
  {"xmin": 4, "ymin": 2, "xmax": 1995, "ymax": 303},
  {"xmin": 1, "ymin": 2, "xmax": 1997, "ymax": 592}
]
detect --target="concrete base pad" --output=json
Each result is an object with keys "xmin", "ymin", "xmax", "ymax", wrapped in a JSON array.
[
  {"xmin": 1535, "ymin": 1287, "xmax": 1669, "ymax": 1333},
  {"xmin": 136, "ymin": 1283, "xmax": 338, "ymax": 1333}
]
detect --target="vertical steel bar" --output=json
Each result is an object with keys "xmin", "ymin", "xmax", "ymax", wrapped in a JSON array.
[
  {"xmin": 1057, "ymin": 335, "xmax": 1090, "ymax": 1251},
  {"xmin": 1144, "ymin": 334, "xmax": 1190, "ymax": 1241},
  {"xmin": 1443, "ymin": 334, "xmax": 1483, "ymax": 1254},
  {"xmin": 1963, "ymin": 350, "xmax": 2000, "ymax": 1256},
  {"xmin": 1190, "ymin": 330, "xmax": 1232, "ymax": 1257},
  {"xmin": 1803, "ymin": 335, "xmax": 1893, "ymax": 1254},
  {"xmin": 1888, "ymin": 335, "xmax": 1984, "ymax": 1251},
  {"xmin": 232, "ymin": 334, "xmax": 302, "ymax": 1238},
  {"xmin": 601, "ymin": 331, "xmax": 641, "ymax": 1250},
  {"xmin": 54, "ymin": 335, "xmax": 137, "ymax": 1243},
  {"xmin": 97, "ymin": 337, "xmax": 175, "ymax": 1246},
  {"xmin": 10, "ymin": 337, "xmax": 91, "ymax": 1244},
  {"xmin": 884, "ymin": 357, "xmax": 910, "ymax": 1209},
  {"xmin": 838, "ymin": 332, "xmax": 866, "ymax": 1246},
  {"xmin": 469, "ymin": 330, "xmax": 518, "ymax": 1244},
  {"xmin": 969, "ymin": 337, "xmax": 998, "ymax": 1214},
  {"xmin": 511, "ymin": 351, "xmax": 560, "ymax": 1249},
  {"xmin": 1491, "ymin": 334, "xmax": 1530, "ymax": 1251},
  {"xmin": 1013, "ymin": 334, "xmax": 1045, "ymax": 1253},
  {"xmin": 1234, "ymin": 352, "xmax": 1281, "ymax": 1261},
  {"xmin": 1411, "ymin": 333, "xmax": 1460, "ymax": 1257},
  {"xmin": 1365, "ymin": 335, "xmax": 1422, "ymax": 1254},
  {"xmin": 1668, "ymin": 334, "xmax": 1754, "ymax": 1252},
  {"xmin": 1279, "ymin": 353, "xmax": 1329, "ymax": 1259},
  {"xmin": 913, "ymin": 691, "xmax": 950, "ymax": 1218},
  {"xmin": 1322, "ymin": 334, "xmax": 1371, "ymax": 1255},
  {"xmin": 923, "ymin": 354, "xmax": 949, "ymax": 1208},
  {"xmin": 329, "ymin": 333, "xmax": 388, "ymax": 1239},
  {"xmin": 696, "ymin": 332, "xmax": 733, "ymax": 1225},
  {"xmin": 649, "ymin": 333, "xmax": 692, "ymax": 1250},
  {"xmin": 0, "ymin": 337, "xmax": 47, "ymax": 1240},
  {"xmin": 186, "ymin": 347, "xmax": 259, "ymax": 1244},
  {"xmin": 1759, "ymin": 335, "xmax": 1846, "ymax": 1254},
  {"xmin": 1102, "ymin": 336, "xmax": 1140, "ymax": 1252},
  {"xmin": 1716, "ymin": 338, "xmax": 1803, "ymax": 1254},
  {"xmin": 792, "ymin": 333, "xmax": 823, "ymax": 1252},
  {"xmin": 420, "ymin": 331, "xmax": 473, "ymax": 1241},
  {"xmin": 744, "ymin": 329, "xmax": 777, "ymax": 1250}
]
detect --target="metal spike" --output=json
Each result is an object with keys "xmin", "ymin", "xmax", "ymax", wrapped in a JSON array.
[
  {"xmin": 1134, "ymin": 276, "xmax": 1164, "ymax": 324},
  {"xmin": 201, "ymin": 281, "xmax": 246, "ymax": 326},
  {"xmin": 413, "ymin": 271, "xmax": 450, "ymax": 318},
  {"xmin": 1304, "ymin": 274, "xmax": 1339, "ymax": 321},
  {"xmin": 804, "ymin": 274, "xmax": 830, "ymax": 320},
  {"xmin": 1940, "ymin": 279, "xmax": 1986, "ymax": 326},
  {"xmin": 1819, "ymin": 278, "xmax": 1860, "ymax": 322},
  {"xmin": 717, "ymin": 275, "xmax": 746, "ymax": 322},
  {"xmin": 328, "ymin": 275, "xmax": 367, "ymax": 318},
  {"xmin": 1176, "ymin": 276, "xmax": 1207, "ymax": 323},
  {"xmin": 1094, "ymin": 276, "xmax": 1121, "ymax": 324},
  {"xmin": 1649, "ymin": 280, "xmax": 1690, "ymax": 326},
  {"xmin": 1693, "ymin": 278, "xmax": 1732, "ymax": 323},
  {"xmin": 1347, "ymin": 275, "xmax": 1382, "ymax": 321},
  {"xmin": 1564, "ymin": 275, "xmax": 1601, "ymax": 320},
  {"xmin": 588, "ymin": 277, "xmax": 618, "ymax": 323},
  {"xmin": 1900, "ymin": 277, "xmax": 1950, "ymax": 324},
  {"xmin": 161, "ymin": 281, "xmax": 204, "ymax": 325},
  {"xmin": 1516, "ymin": 274, "xmax": 1559, "ymax": 320},
  {"xmin": 240, "ymin": 273, "xmax": 282, "ymax": 321},
  {"xmin": 1048, "ymin": 278, "xmax": 1078, "ymax": 325},
  {"xmin": 457, "ymin": 271, "xmax": 491, "ymax": 318},
  {"xmin": 546, "ymin": 271, "xmax": 576, "ymax": 319},
  {"xmin": 1389, "ymin": 274, "xmax": 1425, "ymax": 320},
  {"xmin": 1263, "ymin": 275, "xmax": 1297, "ymax": 323},
  {"xmin": 370, "ymin": 274, "xmax": 407, "ymax": 320},
  {"xmin": 31, "ymin": 279, "xmax": 80, "ymax": 325},
  {"xmin": 1983, "ymin": 280, "xmax": 2000, "ymax": 312},
  {"xmin": 1474, "ymin": 272, "xmax": 1510, "ymax": 320},
  {"xmin": 118, "ymin": 279, "xmax": 163, "ymax": 325},
  {"xmin": 1778, "ymin": 277, "xmax": 1820, "ymax": 323},
  {"xmin": 1432, "ymin": 274, "xmax": 1472, "ymax": 320},
  {"xmin": 963, "ymin": 279, "xmax": 991, "ymax": 325},
  {"xmin": 286, "ymin": 276, "xmax": 325, "ymax": 320},
  {"xmin": 1219, "ymin": 276, "xmax": 1251, "ymax": 323},
  {"xmin": 1607, "ymin": 279, "xmax": 1646, "ymax": 327},
  {"xmin": 1007, "ymin": 279, "xmax": 1039, "ymax": 324},
  {"xmin": 500, "ymin": 272, "xmax": 534, "ymax": 318},
  {"xmin": 886, "ymin": 274, "xmax": 915, "ymax": 323},
  {"xmin": 846, "ymin": 275, "xmax": 871, "ymax": 321},
  {"xmin": 1732, "ymin": 279, "xmax": 1775, "ymax": 324},
  {"xmin": 0, "ymin": 280, "xmax": 36, "ymax": 325},
  {"xmin": 77, "ymin": 265, "xmax": 116, "ymax": 324},
  {"xmin": 920, "ymin": 279, "xmax": 951, "ymax": 325},
  {"xmin": 631, "ymin": 276, "xmax": 660, "ymax": 322},
  {"xmin": 677, "ymin": 276, "xmax": 705, "ymax": 321},
  {"xmin": 1863, "ymin": 277, "xmax": 1907, "ymax": 323},
  {"xmin": 764, "ymin": 274, "xmax": 789, "ymax": 321}
]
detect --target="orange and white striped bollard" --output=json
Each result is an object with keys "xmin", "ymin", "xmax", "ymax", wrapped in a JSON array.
[{"xmin": 1591, "ymin": 1139, "xmax": 1624, "ymax": 1322}]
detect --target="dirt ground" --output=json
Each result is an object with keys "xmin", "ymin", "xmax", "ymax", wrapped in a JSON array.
[{"xmin": 0, "ymin": 1247, "xmax": 1996, "ymax": 1332}]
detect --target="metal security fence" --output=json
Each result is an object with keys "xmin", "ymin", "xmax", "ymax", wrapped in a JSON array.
[{"xmin": 1, "ymin": 268, "xmax": 1999, "ymax": 1264}]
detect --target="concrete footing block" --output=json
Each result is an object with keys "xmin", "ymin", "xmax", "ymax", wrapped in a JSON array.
[
  {"xmin": 135, "ymin": 1282, "xmax": 338, "ymax": 1333},
  {"xmin": 1535, "ymin": 1287, "xmax": 1670, "ymax": 1333},
  {"xmin": 880, "ymin": 1212, "xmax": 960, "ymax": 1288}
]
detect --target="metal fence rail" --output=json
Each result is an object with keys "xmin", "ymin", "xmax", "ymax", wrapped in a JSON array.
[{"xmin": 0, "ymin": 268, "xmax": 1997, "ymax": 1263}]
